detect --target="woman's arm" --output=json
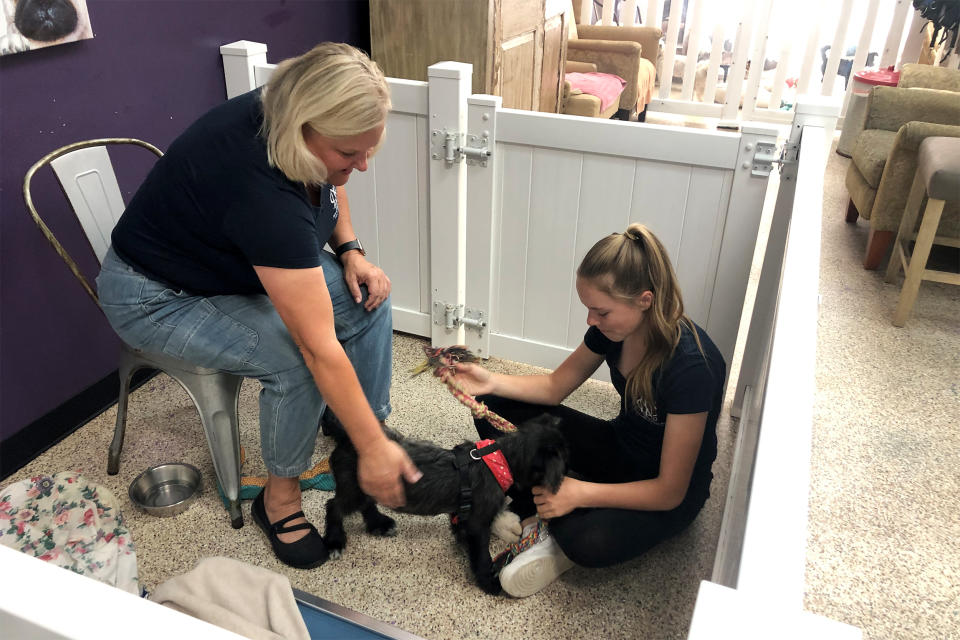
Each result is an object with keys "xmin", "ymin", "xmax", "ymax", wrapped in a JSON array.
[
  {"xmin": 254, "ymin": 263, "xmax": 419, "ymax": 506},
  {"xmin": 453, "ymin": 342, "xmax": 605, "ymax": 406},
  {"xmin": 533, "ymin": 411, "xmax": 707, "ymax": 516},
  {"xmin": 326, "ymin": 185, "xmax": 390, "ymax": 311}
]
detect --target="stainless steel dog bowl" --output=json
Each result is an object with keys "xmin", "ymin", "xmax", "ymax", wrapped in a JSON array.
[{"xmin": 128, "ymin": 463, "xmax": 202, "ymax": 517}]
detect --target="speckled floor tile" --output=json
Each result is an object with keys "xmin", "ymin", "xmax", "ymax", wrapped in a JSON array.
[
  {"xmin": 803, "ymin": 147, "xmax": 960, "ymax": 640},
  {"xmin": 4, "ymin": 326, "xmax": 739, "ymax": 640}
]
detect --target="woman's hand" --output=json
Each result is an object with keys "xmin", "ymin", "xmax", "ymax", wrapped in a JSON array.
[
  {"xmin": 451, "ymin": 362, "xmax": 496, "ymax": 396},
  {"xmin": 356, "ymin": 438, "xmax": 422, "ymax": 508},
  {"xmin": 533, "ymin": 477, "xmax": 582, "ymax": 520},
  {"xmin": 341, "ymin": 252, "xmax": 391, "ymax": 311}
]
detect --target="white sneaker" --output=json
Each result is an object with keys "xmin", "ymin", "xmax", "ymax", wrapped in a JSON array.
[{"xmin": 499, "ymin": 528, "xmax": 574, "ymax": 598}]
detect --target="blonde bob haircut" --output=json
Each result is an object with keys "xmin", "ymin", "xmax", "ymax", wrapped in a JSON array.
[{"xmin": 261, "ymin": 42, "xmax": 391, "ymax": 185}]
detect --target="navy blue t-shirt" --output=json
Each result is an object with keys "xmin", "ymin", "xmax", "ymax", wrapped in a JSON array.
[
  {"xmin": 584, "ymin": 321, "xmax": 725, "ymax": 497},
  {"xmin": 111, "ymin": 88, "xmax": 339, "ymax": 295}
]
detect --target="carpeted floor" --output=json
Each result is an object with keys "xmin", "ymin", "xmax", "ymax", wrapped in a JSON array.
[{"xmin": 3, "ymin": 135, "xmax": 957, "ymax": 640}]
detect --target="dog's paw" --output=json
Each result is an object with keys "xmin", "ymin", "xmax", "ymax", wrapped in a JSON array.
[
  {"xmin": 491, "ymin": 510, "xmax": 522, "ymax": 543},
  {"xmin": 327, "ymin": 548, "xmax": 343, "ymax": 560},
  {"xmin": 477, "ymin": 574, "xmax": 502, "ymax": 596},
  {"xmin": 366, "ymin": 513, "xmax": 397, "ymax": 537}
]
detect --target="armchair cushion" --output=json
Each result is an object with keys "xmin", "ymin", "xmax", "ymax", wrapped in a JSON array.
[
  {"xmin": 851, "ymin": 129, "xmax": 896, "ymax": 188},
  {"xmin": 562, "ymin": 81, "xmax": 619, "ymax": 119},
  {"xmin": 565, "ymin": 60, "xmax": 598, "ymax": 73}
]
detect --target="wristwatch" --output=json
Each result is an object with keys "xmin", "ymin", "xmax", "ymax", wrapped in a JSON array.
[{"xmin": 334, "ymin": 238, "xmax": 365, "ymax": 258}]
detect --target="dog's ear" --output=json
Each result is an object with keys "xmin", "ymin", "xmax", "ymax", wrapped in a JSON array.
[{"xmin": 541, "ymin": 453, "xmax": 566, "ymax": 492}]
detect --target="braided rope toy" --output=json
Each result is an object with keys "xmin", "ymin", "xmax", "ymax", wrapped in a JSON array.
[{"xmin": 412, "ymin": 345, "xmax": 517, "ymax": 433}]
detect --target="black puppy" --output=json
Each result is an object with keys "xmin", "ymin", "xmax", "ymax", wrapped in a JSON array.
[{"xmin": 323, "ymin": 414, "xmax": 568, "ymax": 594}]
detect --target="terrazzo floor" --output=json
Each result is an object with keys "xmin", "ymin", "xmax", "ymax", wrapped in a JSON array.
[{"xmin": 3, "ymin": 136, "xmax": 958, "ymax": 640}]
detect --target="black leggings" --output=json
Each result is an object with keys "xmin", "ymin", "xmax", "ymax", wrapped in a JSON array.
[{"xmin": 475, "ymin": 395, "xmax": 708, "ymax": 568}]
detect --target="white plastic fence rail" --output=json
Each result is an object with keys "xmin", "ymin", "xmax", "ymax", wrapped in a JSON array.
[
  {"xmin": 688, "ymin": 97, "xmax": 859, "ymax": 638},
  {"xmin": 583, "ymin": 0, "xmax": 960, "ymax": 124},
  {"xmin": 221, "ymin": 41, "xmax": 778, "ymax": 377}
]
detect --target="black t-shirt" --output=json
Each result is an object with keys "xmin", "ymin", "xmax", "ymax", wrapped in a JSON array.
[
  {"xmin": 584, "ymin": 321, "xmax": 725, "ymax": 497},
  {"xmin": 111, "ymin": 88, "xmax": 339, "ymax": 295}
]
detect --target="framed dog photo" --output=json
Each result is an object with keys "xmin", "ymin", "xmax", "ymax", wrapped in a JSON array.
[{"xmin": 1, "ymin": 0, "xmax": 93, "ymax": 56}]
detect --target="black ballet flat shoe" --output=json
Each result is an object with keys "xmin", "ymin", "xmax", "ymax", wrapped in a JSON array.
[{"xmin": 251, "ymin": 489, "xmax": 329, "ymax": 569}]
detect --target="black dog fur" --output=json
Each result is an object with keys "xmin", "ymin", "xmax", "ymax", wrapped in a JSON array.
[{"xmin": 323, "ymin": 414, "xmax": 568, "ymax": 594}]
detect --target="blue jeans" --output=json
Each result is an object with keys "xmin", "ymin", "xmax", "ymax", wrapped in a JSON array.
[{"xmin": 96, "ymin": 247, "xmax": 393, "ymax": 477}]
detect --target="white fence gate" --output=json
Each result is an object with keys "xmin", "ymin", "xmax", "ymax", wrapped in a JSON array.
[
  {"xmin": 221, "ymin": 40, "xmax": 779, "ymax": 376},
  {"xmin": 221, "ymin": 40, "xmax": 856, "ymax": 637}
]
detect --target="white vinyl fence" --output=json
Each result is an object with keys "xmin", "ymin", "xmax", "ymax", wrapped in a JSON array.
[
  {"xmin": 222, "ymin": 41, "xmax": 854, "ymax": 637},
  {"xmin": 221, "ymin": 40, "xmax": 778, "ymax": 375},
  {"xmin": 582, "ymin": 0, "xmax": 960, "ymax": 124}
]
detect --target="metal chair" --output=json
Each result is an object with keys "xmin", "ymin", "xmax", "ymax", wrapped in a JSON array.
[{"xmin": 24, "ymin": 139, "xmax": 245, "ymax": 528}]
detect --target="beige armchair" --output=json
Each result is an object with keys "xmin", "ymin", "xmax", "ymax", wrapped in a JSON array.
[
  {"xmin": 844, "ymin": 69, "xmax": 960, "ymax": 269},
  {"xmin": 563, "ymin": 4, "xmax": 662, "ymax": 120}
]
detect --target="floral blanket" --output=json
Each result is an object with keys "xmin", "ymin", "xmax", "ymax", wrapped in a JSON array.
[{"xmin": 0, "ymin": 471, "xmax": 139, "ymax": 594}]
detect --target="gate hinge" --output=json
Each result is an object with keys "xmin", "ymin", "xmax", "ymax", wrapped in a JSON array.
[
  {"xmin": 431, "ymin": 129, "xmax": 491, "ymax": 167},
  {"xmin": 433, "ymin": 301, "xmax": 486, "ymax": 336}
]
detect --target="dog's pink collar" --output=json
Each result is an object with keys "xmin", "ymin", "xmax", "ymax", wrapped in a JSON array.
[{"xmin": 474, "ymin": 439, "xmax": 513, "ymax": 492}]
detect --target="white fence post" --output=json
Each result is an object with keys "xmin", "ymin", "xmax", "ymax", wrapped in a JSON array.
[
  {"xmin": 880, "ymin": 0, "xmax": 912, "ymax": 68},
  {"xmin": 732, "ymin": 95, "xmax": 839, "ymax": 419},
  {"xmin": 709, "ymin": 97, "xmax": 840, "ymax": 630},
  {"xmin": 821, "ymin": 0, "xmax": 854, "ymax": 97},
  {"xmin": 704, "ymin": 122, "xmax": 779, "ymax": 373},
  {"xmin": 464, "ymin": 95, "xmax": 501, "ymax": 359},
  {"xmin": 427, "ymin": 62, "xmax": 473, "ymax": 348},
  {"xmin": 220, "ymin": 40, "xmax": 268, "ymax": 98}
]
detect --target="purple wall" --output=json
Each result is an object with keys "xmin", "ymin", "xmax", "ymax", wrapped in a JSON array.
[{"xmin": 0, "ymin": 0, "xmax": 370, "ymax": 443}]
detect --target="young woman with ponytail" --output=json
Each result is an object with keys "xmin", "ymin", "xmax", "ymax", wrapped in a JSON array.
[{"xmin": 453, "ymin": 223, "xmax": 726, "ymax": 597}]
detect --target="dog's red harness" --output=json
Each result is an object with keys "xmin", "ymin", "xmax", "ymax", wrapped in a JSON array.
[
  {"xmin": 473, "ymin": 439, "xmax": 513, "ymax": 492},
  {"xmin": 451, "ymin": 439, "xmax": 514, "ymax": 526}
]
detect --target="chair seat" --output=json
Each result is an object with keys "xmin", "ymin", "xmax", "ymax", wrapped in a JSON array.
[
  {"xmin": 917, "ymin": 136, "xmax": 960, "ymax": 201},
  {"xmin": 852, "ymin": 129, "xmax": 897, "ymax": 188}
]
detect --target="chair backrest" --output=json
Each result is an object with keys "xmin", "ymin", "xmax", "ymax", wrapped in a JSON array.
[
  {"xmin": 23, "ymin": 138, "xmax": 162, "ymax": 305},
  {"xmin": 898, "ymin": 63, "xmax": 960, "ymax": 92}
]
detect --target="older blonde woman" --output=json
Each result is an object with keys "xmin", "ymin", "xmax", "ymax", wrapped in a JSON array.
[{"xmin": 96, "ymin": 43, "xmax": 420, "ymax": 569}]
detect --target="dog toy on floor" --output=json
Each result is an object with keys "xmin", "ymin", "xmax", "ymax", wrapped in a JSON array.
[
  {"xmin": 412, "ymin": 345, "xmax": 517, "ymax": 433},
  {"xmin": 217, "ymin": 447, "xmax": 335, "ymax": 508}
]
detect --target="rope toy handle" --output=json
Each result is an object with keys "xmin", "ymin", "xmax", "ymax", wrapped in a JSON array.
[{"xmin": 413, "ymin": 346, "xmax": 517, "ymax": 433}]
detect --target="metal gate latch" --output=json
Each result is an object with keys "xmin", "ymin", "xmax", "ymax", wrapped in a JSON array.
[
  {"xmin": 431, "ymin": 130, "xmax": 491, "ymax": 167},
  {"xmin": 433, "ymin": 302, "xmax": 486, "ymax": 336},
  {"xmin": 750, "ymin": 141, "xmax": 780, "ymax": 177}
]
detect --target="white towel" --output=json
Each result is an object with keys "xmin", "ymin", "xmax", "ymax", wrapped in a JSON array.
[{"xmin": 149, "ymin": 556, "xmax": 310, "ymax": 640}]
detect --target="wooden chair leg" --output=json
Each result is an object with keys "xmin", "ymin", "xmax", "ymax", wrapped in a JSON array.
[
  {"xmin": 893, "ymin": 198, "xmax": 945, "ymax": 326},
  {"xmin": 863, "ymin": 229, "xmax": 894, "ymax": 269},
  {"xmin": 845, "ymin": 198, "xmax": 859, "ymax": 223},
  {"xmin": 885, "ymin": 173, "xmax": 927, "ymax": 284}
]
